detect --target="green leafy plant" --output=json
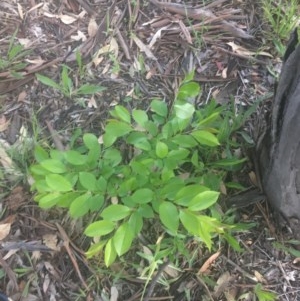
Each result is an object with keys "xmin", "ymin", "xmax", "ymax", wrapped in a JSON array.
[
  {"xmin": 0, "ymin": 30, "xmax": 31, "ymax": 77},
  {"xmin": 254, "ymin": 284, "xmax": 277, "ymax": 301},
  {"xmin": 262, "ymin": 0, "xmax": 299, "ymax": 56},
  {"xmin": 30, "ymin": 73, "xmax": 247, "ymax": 266},
  {"xmin": 36, "ymin": 63, "xmax": 106, "ymax": 105}
]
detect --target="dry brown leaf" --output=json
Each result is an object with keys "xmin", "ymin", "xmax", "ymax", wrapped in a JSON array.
[
  {"xmin": 131, "ymin": 35, "xmax": 157, "ymax": 60},
  {"xmin": 87, "ymin": 95, "xmax": 97, "ymax": 108},
  {"xmin": 227, "ymin": 42, "xmax": 273, "ymax": 58},
  {"xmin": 88, "ymin": 17, "xmax": 98, "ymax": 38},
  {"xmin": 43, "ymin": 234, "xmax": 60, "ymax": 251},
  {"xmin": 198, "ymin": 251, "xmax": 221, "ymax": 274},
  {"xmin": 17, "ymin": 3, "xmax": 24, "ymax": 20},
  {"xmin": 213, "ymin": 271, "xmax": 232, "ymax": 298},
  {"xmin": 17, "ymin": 91, "xmax": 27, "ymax": 102},
  {"xmin": 164, "ymin": 265, "xmax": 179, "ymax": 278},
  {"xmin": 71, "ymin": 30, "xmax": 87, "ymax": 41},
  {"xmin": 110, "ymin": 286, "xmax": 119, "ymax": 301},
  {"xmin": 59, "ymin": 14, "xmax": 77, "ymax": 24},
  {"xmin": 0, "ymin": 115, "xmax": 10, "ymax": 132},
  {"xmin": 0, "ymin": 223, "xmax": 11, "ymax": 240},
  {"xmin": 0, "ymin": 144, "xmax": 13, "ymax": 170},
  {"xmin": 254, "ymin": 270, "xmax": 267, "ymax": 284}
]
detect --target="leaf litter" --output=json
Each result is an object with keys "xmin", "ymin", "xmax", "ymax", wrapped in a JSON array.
[{"xmin": 0, "ymin": 0, "xmax": 299, "ymax": 300}]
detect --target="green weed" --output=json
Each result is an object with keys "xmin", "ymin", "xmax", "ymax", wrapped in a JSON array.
[
  {"xmin": 262, "ymin": 0, "xmax": 299, "ymax": 56},
  {"xmin": 29, "ymin": 72, "xmax": 252, "ymax": 269}
]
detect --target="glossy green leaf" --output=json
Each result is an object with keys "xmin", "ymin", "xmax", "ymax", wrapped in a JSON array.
[
  {"xmin": 179, "ymin": 209, "xmax": 199, "ymax": 236},
  {"xmin": 112, "ymin": 105, "xmax": 131, "ymax": 123},
  {"xmin": 174, "ymin": 102, "xmax": 195, "ymax": 119},
  {"xmin": 198, "ymin": 112, "xmax": 220, "ymax": 126},
  {"xmin": 103, "ymin": 120, "xmax": 132, "ymax": 147},
  {"xmin": 113, "ymin": 223, "xmax": 134, "ymax": 256},
  {"xmin": 105, "ymin": 238, "xmax": 117, "ymax": 267},
  {"xmin": 83, "ymin": 133, "xmax": 100, "ymax": 150},
  {"xmin": 84, "ymin": 220, "xmax": 115, "ymax": 237},
  {"xmin": 40, "ymin": 159, "xmax": 67, "ymax": 173},
  {"xmin": 86, "ymin": 240, "xmax": 107, "ymax": 258},
  {"xmin": 79, "ymin": 172, "xmax": 97, "ymax": 191},
  {"xmin": 34, "ymin": 145, "xmax": 49, "ymax": 162},
  {"xmin": 103, "ymin": 148, "xmax": 122, "ymax": 167},
  {"xmin": 30, "ymin": 165, "xmax": 49, "ymax": 176},
  {"xmin": 101, "ymin": 204, "xmax": 131, "ymax": 221},
  {"xmin": 131, "ymin": 188, "xmax": 154, "ymax": 204},
  {"xmin": 191, "ymin": 130, "xmax": 220, "ymax": 146},
  {"xmin": 159, "ymin": 201, "xmax": 179, "ymax": 233},
  {"xmin": 150, "ymin": 99, "xmax": 168, "ymax": 117},
  {"xmin": 86, "ymin": 194, "xmax": 104, "ymax": 212},
  {"xmin": 132, "ymin": 109, "xmax": 148, "ymax": 127},
  {"xmin": 137, "ymin": 204, "xmax": 154, "ymax": 218},
  {"xmin": 144, "ymin": 120, "xmax": 158, "ymax": 136},
  {"xmin": 188, "ymin": 191, "xmax": 220, "ymax": 211},
  {"xmin": 156, "ymin": 141, "xmax": 168, "ymax": 158},
  {"xmin": 171, "ymin": 135, "xmax": 198, "ymax": 147},
  {"xmin": 128, "ymin": 212, "xmax": 143, "ymax": 234},
  {"xmin": 64, "ymin": 150, "xmax": 87, "ymax": 165},
  {"xmin": 38, "ymin": 192, "xmax": 61, "ymax": 209},
  {"xmin": 126, "ymin": 132, "xmax": 151, "ymax": 151},
  {"xmin": 69, "ymin": 193, "xmax": 90, "ymax": 218},
  {"xmin": 56, "ymin": 192, "xmax": 80, "ymax": 208},
  {"xmin": 175, "ymin": 185, "xmax": 208, "ymax": 206},
  {"xmin": 177, "ymin": 82, "xmax": 200, "ymax": 99},
  {"xmin": 45, "ymin": 174, "xmax": 73, "ymax": 192}
]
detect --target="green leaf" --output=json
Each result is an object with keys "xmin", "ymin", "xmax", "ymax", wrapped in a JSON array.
[
  {"xmin": 177, "ymin": 82, "xmax": 200, "ymax": 99},
  {"xmin": 137, "ymin": 204, "xmax": 154, "ymax": 218},
  {"xmin": 175, "ymin": 185, "xmax": 209, "ymax": 206},
  {"xmin": 179, "ymin": 209, "xmax": 199, "ymax": 236},
  {"xmin": 64, "ymin": 150, "xmax": 87, "ymax": 165},
  {"xmin": 254, "ymin": 284, "xmax": 278, "ymax": 301},
  {"xmin": 79, "ymin": 172, "xmax": 97, "ymax": 191},
  {"xmin": 76, "ymin": 84, "xmax": 106, "ymax": 94},
  {"xmin": 86, "ymin": 194, "xmax": 105, "ymax": 212},
  {"xmin": 159, "ymin": 201, "xmax": 179, "ymax": 234},
  {"xmin": 61, "ymin": 65, "xmax": 72, "ymax": 94},
  {"xmin": 131, "ymin": 188, "xmax": 154, "ymax": 204},
  {"xmin": 144, "ymin": 121, "xmax": 158, "ymax": 136},
  {"xmin": 30, "ymin": 165, "xmax": 49, "ymax": 176},
  {"xmin": 212, "ymin": 158, "xmax": 247, "ymax": 167},
  {"xmin": 36, "ymin": 73, "xmax": 61, "ymax": 90},
  {"xmin": 132, "ymin": 109, "xmax": 148, "ymax": 127},
  {"xmin": 198, "ymin": 112, "xmax": 220, "ymax": 126},
  {"xmin": 40, "ymin": 159, "xmax": 67, "ymax": 173},
  {"xmin": 111, "ymin": 105, "xmax": 131, "ymax": 123},
  {"xmin": 171, "ymin": 135, "xmax": 198, "ymax": 147},
  {"xmin": 103, "ymin": 148, "xmax": 122, "ymax": 167},
  {"xmin": 103, "ymin": 120, "xmax": 132, "ymax": 147},
  {"xmin": 34, "ymin": 145, "xmax": 49, "ymax": 162},
  {"xmin": 113, "ymin": 223, "xmax": 134, "ymax": 256},
  {"xmin": 69, "ymin": 193, "xmax": 91, "ymax": 218},
  {"xmin": 84, "ymin": 220, "xmax": 115, "ymax": 237},
  {"xmin": 156, "ymin": 141, "xmax": 168, "ymax": 158},
  {"xmin": 38, "ymin": 192, "xmax": 61, "ymax": 208},
  {"xmin": 191, "ymin": 130, "xmax": 220, "ymax": 146},
  {"xmin": 174, "ymin": 102, "xmax": 195, "ymax": 119},
  {"xmin": 56, "ymin": 192, "xmax": 80, "ymax": 208},
  {"xmin": 126, "ymin": 132, "xmax": 151, "ymax": 151},
  {"xmin": 188, "ymin": 191, "xmax": 220, "ymax": 211},
  {"xmin": 150, "ymin": 99, "xmax": 168, "ymax": 117},
  {"xmin": 101, "ymin": 204, "xmax": 131, "ymax": 221},
  {"xmin": 86, "ymin": 240, "xmax": 107, "ymax": 258},
  {"xmin": 105, "ymin": 238, "xmax": 117, "ymax": 267},
  {"xmin": 83, "ymin": 133, "xmax": 100, "ymax": 150},
  {"xmin": 128, "ymin": 211, "xmax": 143, "ymax": 234},
  {"xmin": 45, "ymin": 174, "xmax": 73, "ymax": 192}
]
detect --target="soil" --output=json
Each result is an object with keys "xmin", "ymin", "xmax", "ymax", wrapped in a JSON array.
[{"xmin": 0, "ymin": 0, "xmax": 299, "ymax": 300}]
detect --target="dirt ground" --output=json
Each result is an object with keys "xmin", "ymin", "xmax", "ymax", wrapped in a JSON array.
[{"xmin": 0, "ymin": 0, "xmax": 300, "ymax": 300}]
